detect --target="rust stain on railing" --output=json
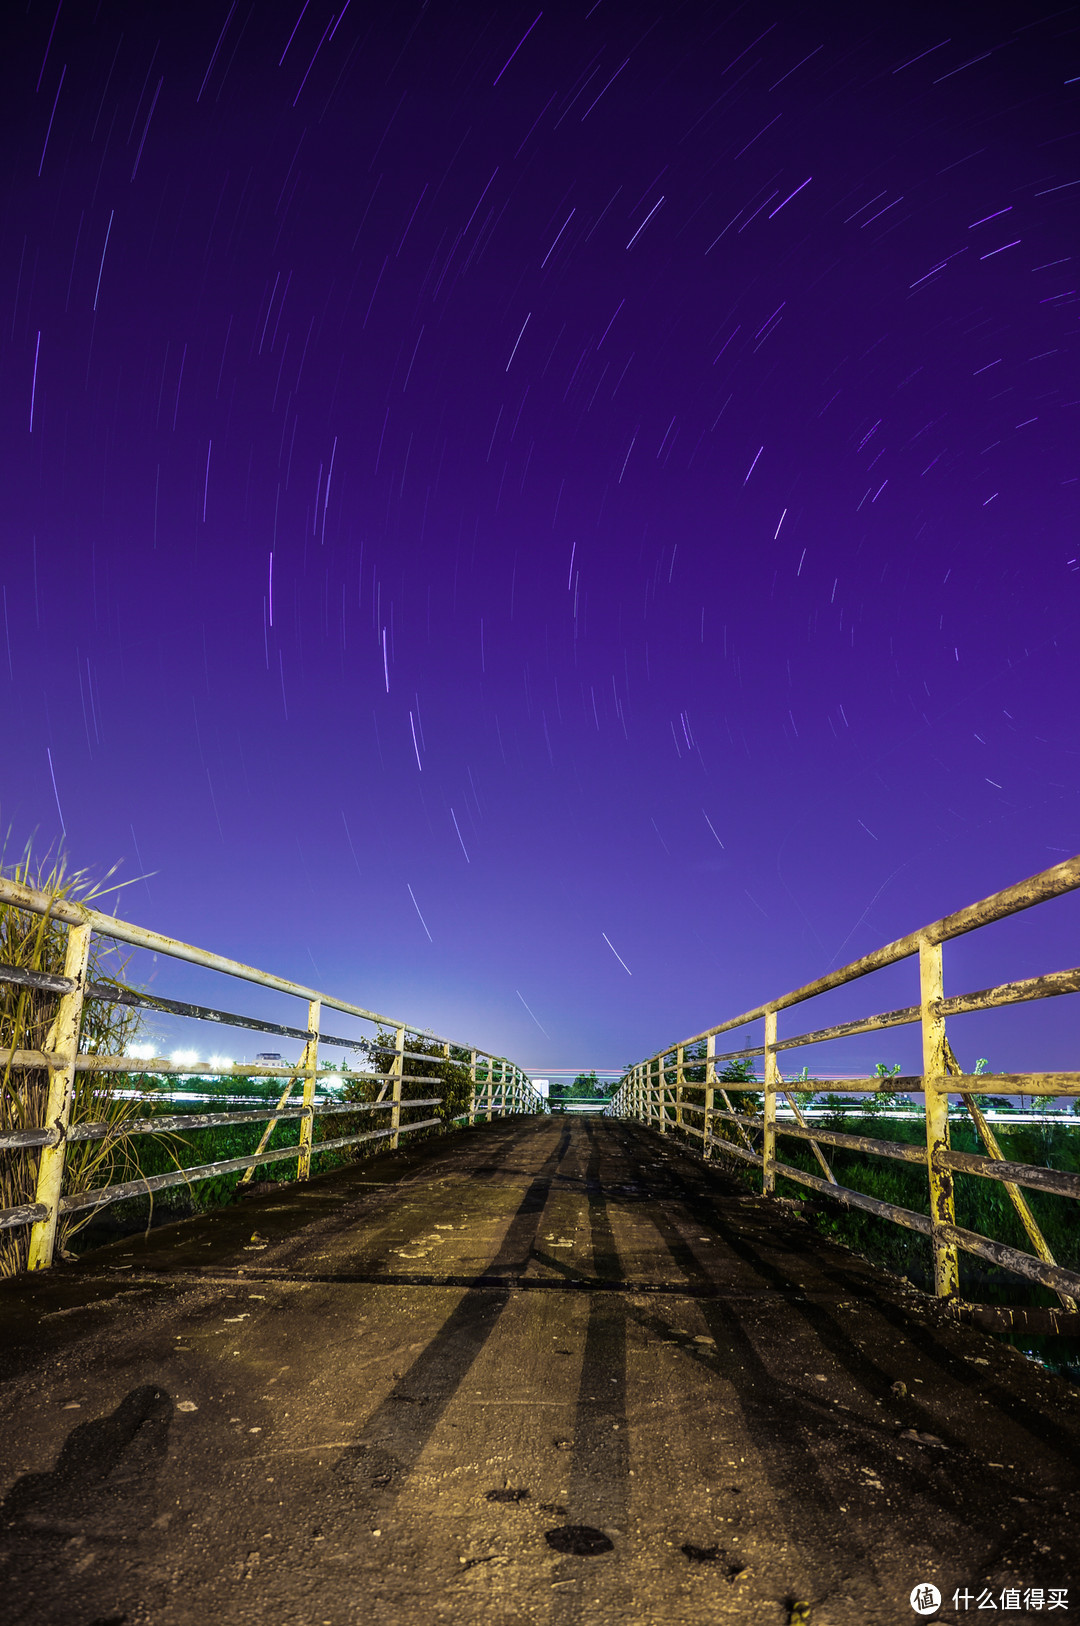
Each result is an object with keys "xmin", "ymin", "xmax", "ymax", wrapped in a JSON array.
[
  {"xmin": 608, "ymin": 853, "xmax": 1080, "ymax": 1320},
  {"xmin": 0, "ymin": 878, "xmax": 545, "ymax": 1267}
]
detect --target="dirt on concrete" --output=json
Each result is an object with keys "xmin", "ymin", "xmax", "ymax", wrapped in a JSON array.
[{"xmin": 0, "ymin": 1116, "xmax": 1077, "ymax": 1626}]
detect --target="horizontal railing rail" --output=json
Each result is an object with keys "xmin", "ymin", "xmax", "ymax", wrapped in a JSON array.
[
  {"xmin": 607, "ymin": 854, "xmax": 1080, "ymax": 1318},
  {"xmin": 0, "ymin": 876, "xmax": 546, "ymax": 1269}
]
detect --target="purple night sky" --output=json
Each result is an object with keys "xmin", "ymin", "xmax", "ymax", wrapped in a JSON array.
[{"xmin": 2, "ymin": 1, "xmax": 1078, "ymax": 1082}]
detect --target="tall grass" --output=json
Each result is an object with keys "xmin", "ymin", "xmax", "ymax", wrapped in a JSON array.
[{"xmin": 0, "ymin": 840, "xmax": 150, "ymax": 1274}]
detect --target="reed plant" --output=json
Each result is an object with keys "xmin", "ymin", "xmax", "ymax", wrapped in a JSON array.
[{"xmin": 0, "ymin": 839, "xmax": 154, "ymax": 1274}]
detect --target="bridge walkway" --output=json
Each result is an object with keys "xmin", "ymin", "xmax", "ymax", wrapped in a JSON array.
[{"xmin": 1, "ymin": 1116, "xmax": 1078, "ymax": 1625}]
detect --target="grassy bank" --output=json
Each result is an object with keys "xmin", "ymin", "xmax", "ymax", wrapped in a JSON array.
[
  {"xmin": 66, "ymin": 1068, "xmax": 466, "ymax": 1253},
  {"xmin": 673, "ymin": 1096, "xmax": 1080, "ymax": 1383}
]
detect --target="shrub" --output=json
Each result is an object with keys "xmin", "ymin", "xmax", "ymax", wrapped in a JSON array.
[{"xmin": 346, "ymin": 1027, "xmax": 474, "ymax": 1130}]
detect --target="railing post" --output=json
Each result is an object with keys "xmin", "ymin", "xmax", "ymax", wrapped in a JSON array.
[
  {"xmin": 703, "ymin": 1035, "xmax": 716, "ymax": 1162},
  {"xmin": 390, "ymin": 1024, "xmax": 405, "ymax": 1150},
  {"xmin": 27, "ymin": 921, "xmax": 93, "ymax": 1272},
  {"xmin": 469, "ymin": 1049, "xmax": 477, "ymax": 1124},
  {"xmin": 763, "ymin": 1008, "xmax": 779, "ymax": 1196},
  {"xmin": 441, "ymin": 1041, "xmax": 451, "ymax": 1129},
  {"xmin": 296, "ymin": 998, "xmax": 321, "ymax": 1180},
  {"xmin": 486, "ymin": 1060, "xmax": 494, "ymax": 1122},
  {"xmin": 920, "ymin": 936, "xmax": 959, "ymax": 1299},
  {"xmin": 675, "ymin": 1044, "xmax": 684, "ymax": 1131},
  {"xmin": 656, "ymin": 1055, "xmax": 666, "ymax": 1134}
]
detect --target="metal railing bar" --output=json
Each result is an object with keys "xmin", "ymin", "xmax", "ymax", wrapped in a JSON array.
[
  {"xmin": 91, "ymin": 983, "xmax": 373, "ymax": 1049},
  {"xmin": 655, "ymin": 854, "xmax": 1080, "ymax": 1057},
  {"xmin": 940, "ymin": 966, "xmax": 1080, "ymax": 1015},
  {"xmin": 698, "ymin": 970, "xmax": 1080, "ymax": 1064},
  {"xmin": 84, "ymin": 983, "xmax": 316, "ymax": 1042},
  {"xmin": 937, "ymin": 1222, "xmax": 1080, "ymax": 1300},
  {"xmin": 311, "ymin": 1119, "xmax": 442, "ymax": 1157},
  {"xmin": 779, "ymin": 1090, "xmax": 837, "ymax": 1183},
  {"xmin": 87, "ymin": 981, "xmax": 468, "ymax": 1057},
  {"xmin": 935, "ymin": 1148, "xmax": 1080, "ymax": 1202},
  {"xmin": 758, "ymin": 1074, "xmax": 1080, "ymax": 1095},
  {"xmin": 703, "ymin": 1135, "xmax": 763, "ymax": 1167},
  {"xmin": 770, "ymin": 1161, "xmax": 935, "ymax": 1235},
  {"xmin": 54, "ymin": 1117, "xmax": 446, "ymax": 1217},
  {"xmin": 0, "ymin": 877, "xmax": 504, "ymax": 1057},
  {"xmin": 311, "ymin": 1097, "xmax": 440, "ymax": 1116},
  {"xmin": 367, "ymin": 1042, "xmax": 509, "ymax": 1067},
  {"xmin": 0, "ymin": 1098, "xmax": 443, "ymax": 1151},
  {"xmin": 950, "ymin": 1301, "xmax": 1080, "ymax": 1336},
  {"xmin": 707, "ymin": 1107, "xmax": 762, "ymax": 1129},
  {"xmin": 719, "ymin": 1087, "xmax": 760, "ymax": 1155},
  {"xmin": 697, "ymin": 1081, "xmax": 764, "ymax": 1091},
  {"xmin": 927, "ymin": 1073, "xmax": 1080, "ymax": 1095},
  {"xmin": 608, "ymin": 855, "xmax": 1080, "ymax": 1316},
  {"xmin": 0, "ymin": 1049, "xmax": 448, "ymax": 1086},
  {"xmin": 0, "ymin": 1202, "xmax": 48, "ymax": 1231},
  {"xmin": 954, "ymin": 1085, "xmax": 1075, "ymax": 1311},
  {"xmin": 70, "ymin": 977, "xmax": 407, "ymax": 1057},
  {"xmin": 770, "ymin": 1006, "xmax": 920, "ymax": 1051},
  {"xmin": 0, "ymin": 963, "xmax": 75, "ymax": 995},
  {"xmin": 1, "ymin": 879, "xmax": 544, "ymax": 1268},
  {"xmin": 93, "ymin": 982, "xmax": 464, "ymax": 1058},
  {"xmin": 0, "ymin": 1108, "xmax": 311, "ymax": 1149},
  {"xmin": 54, "ymin": 1145, "xmax": 309, "ymax": 1211},
  {"xmin": 775, "ymin": 1122, "xmax": 926, "ymax": 1165},
  {"xmin": 0, "ymin": 878, "xmax": 386, "ymax": 1013}
]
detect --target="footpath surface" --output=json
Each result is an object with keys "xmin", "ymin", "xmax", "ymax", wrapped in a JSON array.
[{"xmin": 0, "ymin": 1115, "xmax": 1077, "ymax": 1626}]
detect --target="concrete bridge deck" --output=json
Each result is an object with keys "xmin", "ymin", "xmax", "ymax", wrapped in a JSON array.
[{"xmin": 1, "ymin": 1116, "xmax": 1077, "ymax": 1626}]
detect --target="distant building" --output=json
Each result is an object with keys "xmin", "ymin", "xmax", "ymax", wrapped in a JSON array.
[
  {"xmin": 532, "ymin": 1079, "xmax": 550, "ymax": 1097},
  {"xmin": 255, "ymin": 1052, "xmax": 285, "ymax": 1064}
]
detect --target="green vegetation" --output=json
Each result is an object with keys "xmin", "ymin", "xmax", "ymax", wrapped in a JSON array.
[
  {"xmin": 670, "ymin": 1055, "xmax": 1080, "ymax": 1302},
  {"xmin": 0, "ymin": 842, "xmax": 174, "ymax": 1275},
  {"xmin": 549, "ymin": 1070, "xmax": 615, "ymax": 1104},
  {"xmin": 71, "ymin": 1033, "xmax": 482, "ymax": 1245},
  {"xmin": 348, "ymin": 1027, "xmax": 475, "ymax": 1128},
  {"xmin": 1, "ymin": 844, "xmax": 513, "ymax": 1267}
]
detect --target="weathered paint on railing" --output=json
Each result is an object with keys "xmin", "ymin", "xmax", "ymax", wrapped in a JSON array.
[
  {"xmin": 0, "ymin": 877, "xmax": 546, "ymax": 1267},
  {"xmin": 608, "ymin": 853, "xmax": 1080, "ymax": 1319}
]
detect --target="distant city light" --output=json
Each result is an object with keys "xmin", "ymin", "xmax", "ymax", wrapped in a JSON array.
[
  {"xmin": 207, "ymin": 1056, "xmax": 233, "ymax": 1071},
  {"xmin": 170, "ymin": 1049, "xmax": 199, "ymax": 1066},
  {"xmin": 126, "ymin": 1042, "xmax": 157, "ymax": 1060}
]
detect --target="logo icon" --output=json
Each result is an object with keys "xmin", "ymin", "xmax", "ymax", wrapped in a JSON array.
[{"xmin": 910, "ymin": 1583, "xmax": 941, "ymax": 1615}]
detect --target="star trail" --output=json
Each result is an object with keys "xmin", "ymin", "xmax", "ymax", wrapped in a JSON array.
[{"xmin": 2, "ymin": 0, "xmax": 1078, "ymax": 1075}]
